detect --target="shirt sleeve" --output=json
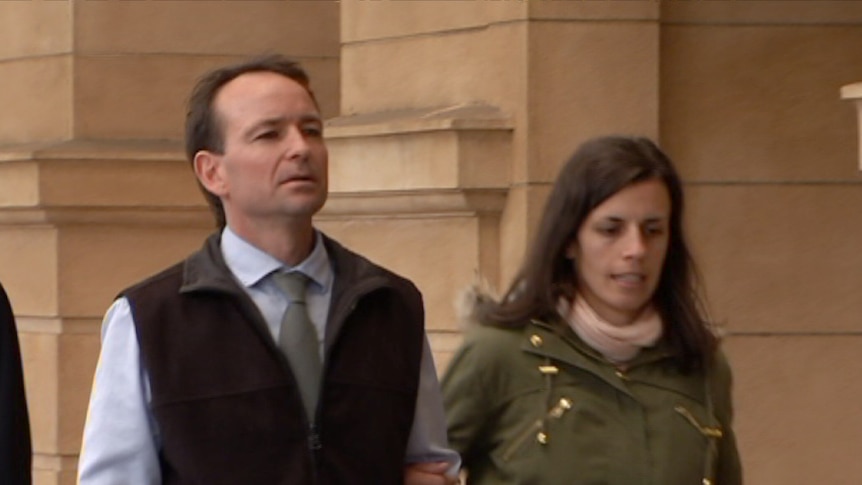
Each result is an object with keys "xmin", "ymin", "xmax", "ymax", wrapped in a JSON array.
[
  {"xmin": 404, "ymin": 335, "xmax": 462, "ymax": 477},
  {"xmin": 78, "ymin": 298, "xmax": 161, "ymax": 485}
]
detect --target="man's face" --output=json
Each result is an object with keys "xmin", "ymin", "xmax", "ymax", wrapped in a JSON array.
[{"xmin": 197, "ymin": 71, "xmax": 328, "ymax": 231}]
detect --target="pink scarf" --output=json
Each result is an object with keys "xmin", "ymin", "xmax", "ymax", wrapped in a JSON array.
[{"xmin": 563, "ymin": 295, "xmax": 663, "ymax": 364}]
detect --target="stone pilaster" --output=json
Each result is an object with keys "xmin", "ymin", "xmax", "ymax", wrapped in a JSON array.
[
  {"xmin": 332, "ymin": 1, "xmax": 660, "ymax": 367},
  {"xmin": 0, "ymin": 2, "xmax": 340, "ymax": 483}
]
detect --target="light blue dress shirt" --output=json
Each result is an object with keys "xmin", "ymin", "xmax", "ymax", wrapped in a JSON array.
[{"xmin": 78, "ymin": 227, "xmax": 459, "ymax": 484}]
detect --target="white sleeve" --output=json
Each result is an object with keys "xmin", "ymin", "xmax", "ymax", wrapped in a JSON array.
[
  {"xmin": 404, "ymin": 335, "xmax": 461, "ymax": 477},
  {"xmin": 78, "ymin": 298, "xmax": 161, "ymax": 485}
]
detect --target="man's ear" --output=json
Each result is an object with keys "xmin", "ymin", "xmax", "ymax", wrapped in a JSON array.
[{"xmin": 193, "ymin": 151, "xmax": 227, "ymax": 197}]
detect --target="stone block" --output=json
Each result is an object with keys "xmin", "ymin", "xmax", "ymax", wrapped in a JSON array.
[
  {"xmin": 0, "ymin": 160, "xmax": 39, "ymax": 207},
  {"xmin": 0, "ymin": 57, "xmax": 72, "ymax": 144},
  {"xmin": 687, "ymin": 184, "xmax": 862, "ymax": 334},
  {"xmin": 74, "ymin": 54, "xmax": 340, "ymax": 140},
  {"xmin": 57, "ymin": 225, "xmax": 211, "ymax": 318},
  {"xmin": 0, "ymin": 227, "xmax": 59, "ymax": 316},
  {"xmin": 525, "ymin": 21, "xmax": 659, "ymax": 182},
  {"xmin": 58, "ymin": 330, "xmax": 101, "ymax": 453},
  {"xmin": 342, "ymin": 0, "xmax": 524, "ymax": 43},
  {"xmin": 497, "ymin": 183, "xmax": 551, "ymax": 290},
  {"xmin": 0, "ymin": 2, "xmax": 71, "ymax": 60},
  {"xmin": 74, "ymin": 55, "xmax": 216, "ymax": 140},
  {"xmin": 662, "ymin": 0, "xmax": 862, "ymax": 24},
  {"xmin": 316, "ymin": 214, "xmax": 487, "ymax": 332},
  {"xmin": 19, "ymin": 329, "xmax": 59, "ymax": 454},
  {"xmin": 75, "ymin": 1, "xmax": 338, "ymax": 56},
  {"xmin": 529, "ymin": 0, "xmax": 658, "ymax": 20},
  {"xmin": 662, "ymin": 25, "xmax": 862, "ymax": 181},
  {"xmin": 725, "ymin": 335, "xmax": 862, "ymax": 484},
  {"xmin": 341, "ymin": 23, "xmax": 526, "ymax": 116}
]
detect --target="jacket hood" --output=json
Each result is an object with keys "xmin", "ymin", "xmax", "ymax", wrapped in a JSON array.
[{"xmin": 454, "ymin": 280, "xmax": 501, "ymax": 330}]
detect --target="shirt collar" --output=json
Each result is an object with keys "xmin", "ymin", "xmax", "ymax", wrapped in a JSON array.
[{"xmin": 221, "ymin": 226, "xmax": 333, "ymax": 292}]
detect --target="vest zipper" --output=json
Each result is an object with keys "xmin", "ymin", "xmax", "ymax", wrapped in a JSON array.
[{"xmin": 308, "ymin": 277, "xmax": 388, "ymax": 483}]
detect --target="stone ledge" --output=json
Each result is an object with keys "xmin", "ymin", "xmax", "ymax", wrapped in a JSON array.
[
  {"xmin": 0, "ymin": 207, "xmax": 211, "ymax": 227},
  {"xmin": 325, "ymin": 103, "xmax": 512, "ymax": 138},
  {"xmin": 320, "ymin": 188, "xmax": 507, "ymax": 219},
  {"xmin": 0, "ymin": 139, "xmax": 200, "ymax": 208},
  {"xmin": 0, "ymin": 139, "xmax": 183, "ymax": 162}
]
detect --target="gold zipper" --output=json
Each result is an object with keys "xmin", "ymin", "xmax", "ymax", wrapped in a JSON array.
[
  {"xmin": 501, "ymin": 397, "xmax": 573, "ymax": 461},
  {"xmin": 674, "ymin": 405, "xmax": 723, "ymax": 438}
]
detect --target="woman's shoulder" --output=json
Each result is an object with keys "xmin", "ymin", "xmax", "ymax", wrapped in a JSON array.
[
  {"xmin": 459, "ymin": 322, "xmax": 530, "ymax": 359},
  {"xmin": 709, "ymin": 345, "xmax": 734, "ymax": 384}
]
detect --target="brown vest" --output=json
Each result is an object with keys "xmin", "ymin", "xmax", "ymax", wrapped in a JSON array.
[{"xmin": 124, "ymin": 235, "xmax": 424, "ymax": 485}]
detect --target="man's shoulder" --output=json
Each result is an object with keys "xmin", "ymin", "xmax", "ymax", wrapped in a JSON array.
[
  {"xmin": 120, "ymin": 233, "xmax": 228, "ymax": 300},
  {"xmin": 120, "ymin": 260, "xmax": 188, "ymax": 300}
]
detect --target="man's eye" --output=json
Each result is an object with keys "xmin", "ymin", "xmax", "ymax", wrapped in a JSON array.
[
  {"xmin": 597, "ymin": 225, "xmax": 619, "ymax": 236},
  {"xmin": 255, "ymin": 131, "xmax": 280, "ymax": 140},
  {"xmin": 303, "ymin": 126, "xmax": 323, "ymax": 137}
]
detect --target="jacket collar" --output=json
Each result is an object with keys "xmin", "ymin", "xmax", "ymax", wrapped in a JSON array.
[
  {"xmin": 177, "ymin": 231, "xmax": 402, "ymax": 357},
  {"xmin": 522, "ymin": 316, "xmax": 706, "ymax": 404},
  {"xmin": 180, "ymin": 232, "xmax": 244, "ymax": 295}
]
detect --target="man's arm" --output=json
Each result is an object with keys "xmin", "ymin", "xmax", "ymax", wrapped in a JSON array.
[
  {"xmin": 403, "ymin": 336, "xmax": 460, "ymax": 485},
  {"xmin": 78, "ymin": 298, "xmax": 161, "ymax": 485}
]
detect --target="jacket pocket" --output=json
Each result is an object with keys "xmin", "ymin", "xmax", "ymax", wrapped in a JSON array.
[{"xmin": 501, "ymin": 397, "xmax": 573, "ymax": 462}]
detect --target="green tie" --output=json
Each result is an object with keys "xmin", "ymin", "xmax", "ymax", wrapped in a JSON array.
[{"xmin": 271, "ymin": 271, "xmax": 321, "ymax": 421}]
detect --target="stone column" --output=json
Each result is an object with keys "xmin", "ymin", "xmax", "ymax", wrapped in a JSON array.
[
  {"xmin": 325, "ymin": 1, "xmax": 660, "ymax": 369},
  {"xmin": 662, "ymin": 3, "xmax": 862, "ymax": 483},
  {"xmin": 0, "ymin": 2, "xmax": 339, "ymax": 484}
]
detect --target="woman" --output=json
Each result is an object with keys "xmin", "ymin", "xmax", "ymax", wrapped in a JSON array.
[{"xmin": 442, "ymin": 136, "xmax": 742, "ymax": 485}]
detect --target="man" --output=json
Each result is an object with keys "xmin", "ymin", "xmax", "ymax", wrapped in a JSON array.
[
  {"xmin": 78, "ymin": 55, "xmax": 458, "ymax": 484},
  {"xmin": 0, "ymin": 281, "xmax": 32, "ymax": 485}
]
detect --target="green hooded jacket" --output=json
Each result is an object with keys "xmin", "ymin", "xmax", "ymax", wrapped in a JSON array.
[{"xmin": 442, "ymin": 316, "xmax": 742, "ymax": 485}]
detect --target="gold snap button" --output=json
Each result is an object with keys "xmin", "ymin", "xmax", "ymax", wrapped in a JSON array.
[
  {"xmin": 529, "ymin": 334, "xmax": 543, "ymax": 347},
  {"xmin": 536, "ymin": 432, "xmax": 548, "ymax": 445}
]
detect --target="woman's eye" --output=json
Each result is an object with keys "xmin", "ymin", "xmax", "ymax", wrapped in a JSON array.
[
  {"xmin": 597, "ymin": 225, "xmax": 619, "ymax": 236},
  {"xmin": 644, "ymin": 225, "xmax": 665, "ymax": 236}
]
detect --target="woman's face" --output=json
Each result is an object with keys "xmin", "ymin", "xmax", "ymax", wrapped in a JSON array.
[{"xmin": 567, "ymin": 178, "xmax": 671, "ymax": 326}]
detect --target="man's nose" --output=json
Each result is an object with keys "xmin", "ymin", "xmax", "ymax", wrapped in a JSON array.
[{"xmin": 283, "ymin": 126, "xmax": 310, "ymax": 159}]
